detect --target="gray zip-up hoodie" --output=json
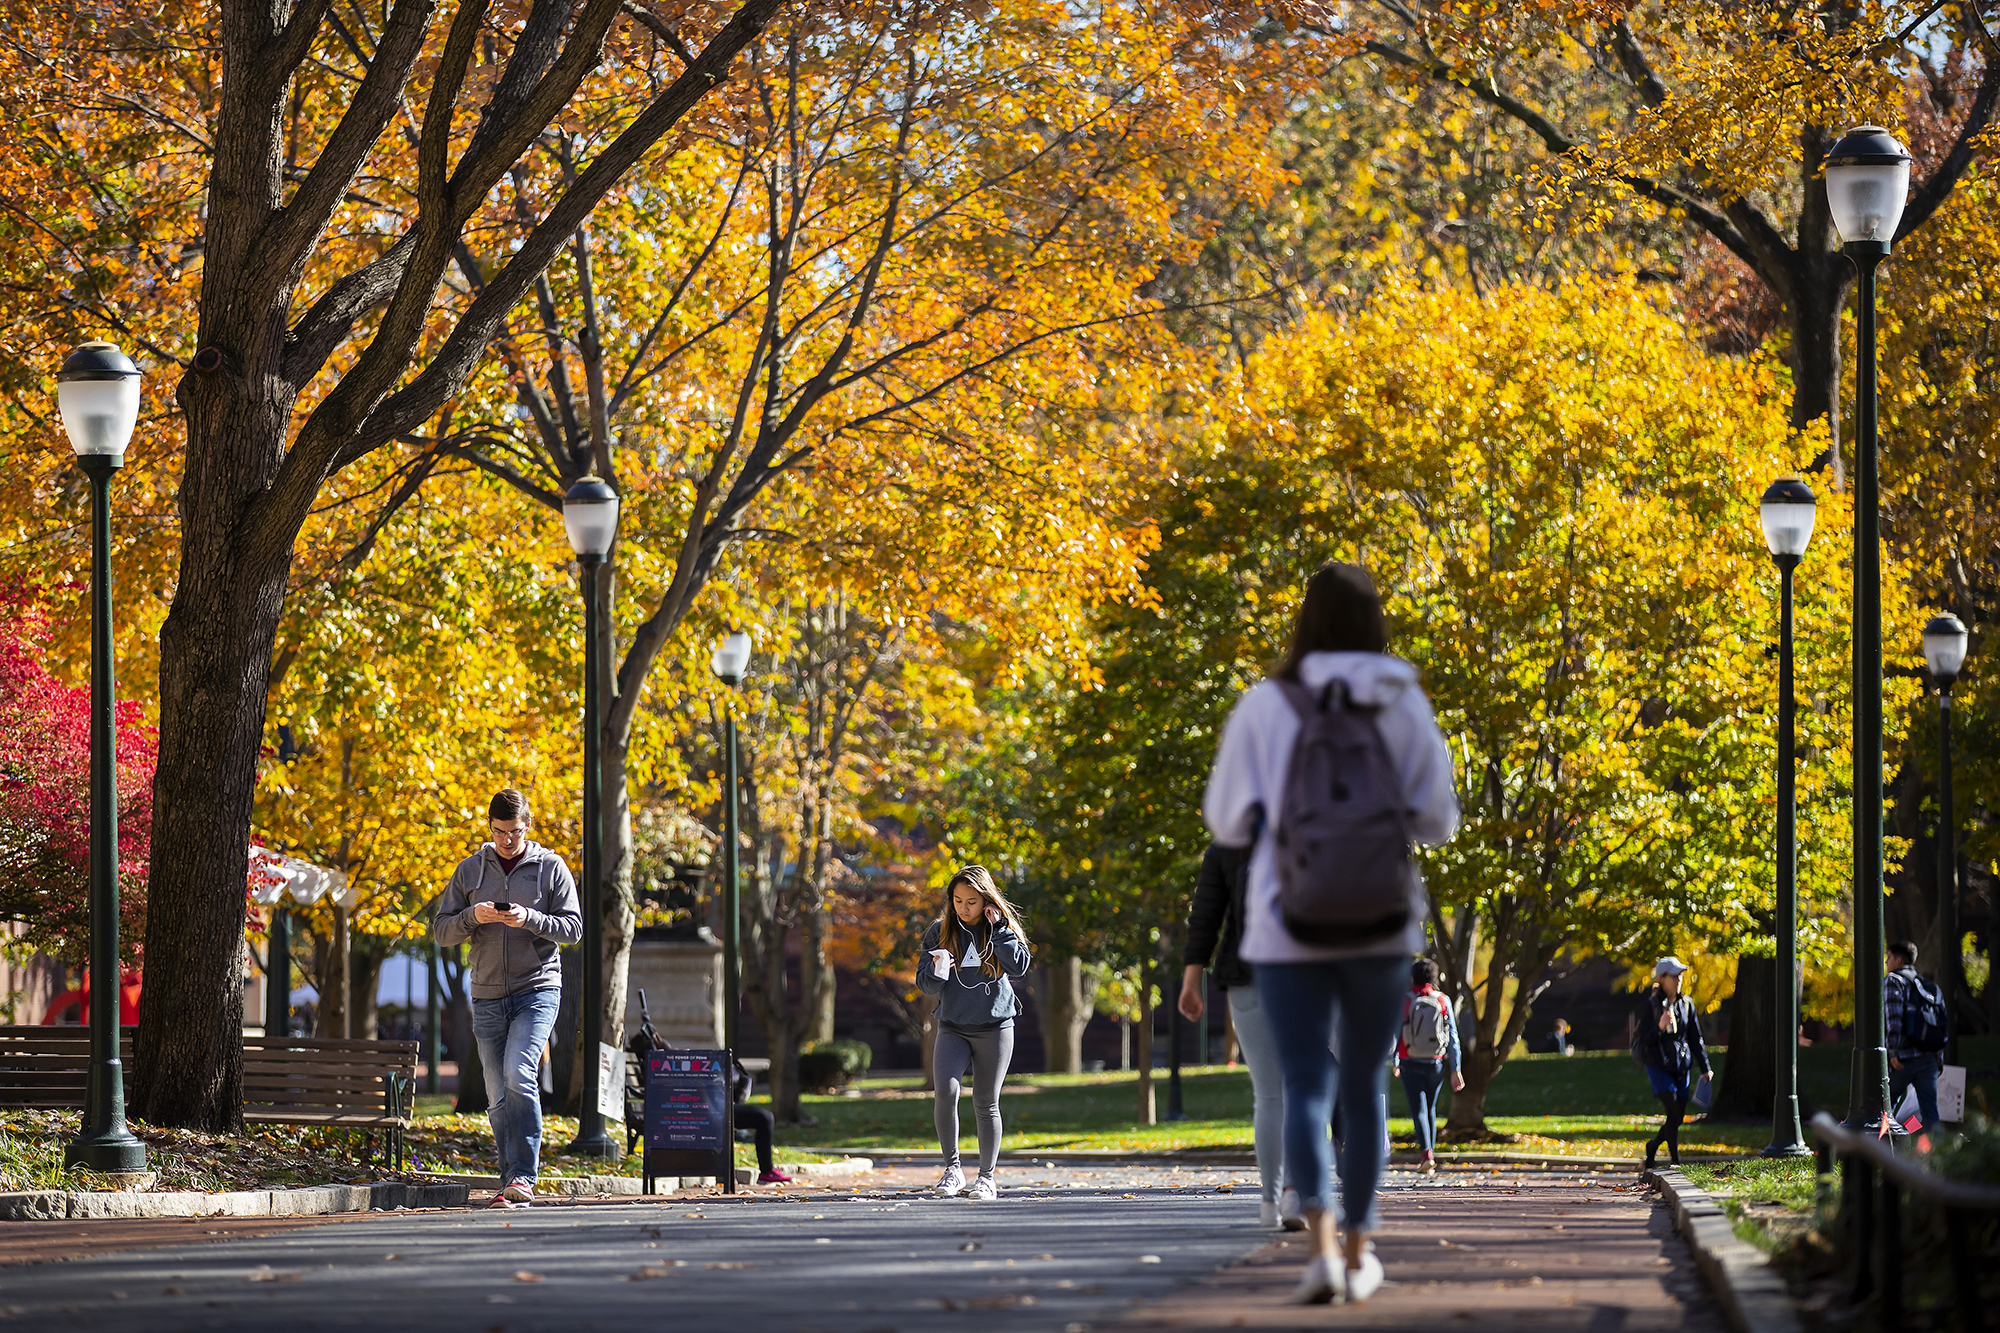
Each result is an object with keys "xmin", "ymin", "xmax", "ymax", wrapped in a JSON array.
[
  {"xmin": 916, "ymin": 919, "xmax": 1032, "ymax": 1029},
  {"xmin": 432, "ymin": 842, "xmax": 582, "ymax": 999}
]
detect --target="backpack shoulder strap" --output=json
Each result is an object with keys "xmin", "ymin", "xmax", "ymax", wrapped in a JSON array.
[{"xmin": 1275, "ymin": 677, "xmax": 1320, "ymax": 721}]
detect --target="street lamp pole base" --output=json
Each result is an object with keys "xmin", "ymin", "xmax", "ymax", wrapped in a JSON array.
[
  {"xmin": 64, "ymin": 1131, "xmax": 148, "ymax": 1174},
  {"xmin": 563, "ymin": 1130, "xmax": 624, "ymax": 1160},
  {"xmin": 1842, "ymin": 1042, "xmax": 1900, "ymax": 1133},
  {"xmin": 1760, "ymin": 1095, "xmax": 1811, "ymax": 1158}
]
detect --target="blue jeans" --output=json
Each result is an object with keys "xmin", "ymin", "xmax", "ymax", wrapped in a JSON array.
[
  {"xmin": 1890, "ymin": 1052, "xmax": 1942, "ymax": 1132},
  {"xmin": 1227, "ymin": 984, "xmax": 1286, "ymax": 1203},
  {"xmin": 1400, "ymin": 1061, "xmax": 1446, "ymax": 1154},
  {"xmin": 1257, "ymin": 954, "xmax": 1407, "ymax": 1232},
  {"xmin": 472, "ymin": 987, "xmax": 562, "ymax": 1185}
]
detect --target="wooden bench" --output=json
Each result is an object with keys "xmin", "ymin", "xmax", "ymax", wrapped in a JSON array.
[
  {"xmin": 0, "ymin": 1024, "xmax": 136, "ymax": 1108},
  {"xmin": 243, "ymin": 1036, "xmax": 417, "ymax": 1169},
  {"xmin": 0, "ymin": 1027, "xmax": 415, "ymax": 1169}
]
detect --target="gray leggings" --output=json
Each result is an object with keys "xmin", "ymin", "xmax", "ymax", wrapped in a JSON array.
[{"xmin": 934, "ymin": 1024, "xmax": 1014, "ymax": 1175}]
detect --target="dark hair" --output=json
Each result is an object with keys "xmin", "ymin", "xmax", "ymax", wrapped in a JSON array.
[
  {"xmin": 1411, "ymin": 958, "xmax": 1438, "ymax": 987},
  {"xmin": 489, "ymin": 788, "xmax": 532, "ymax": 822},
  {"xmin": 1272, "ymin": 563, "xmax": 1389, "ymax": 680},
  {"xmin": 1889, "ymin": 940, "xmax": 1918, "ymax": 965}
]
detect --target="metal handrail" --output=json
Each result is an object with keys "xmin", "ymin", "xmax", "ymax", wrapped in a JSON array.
[{"xmin": 1809, "ymin": 1112, "xmax": 1997, "ymax": 1331}]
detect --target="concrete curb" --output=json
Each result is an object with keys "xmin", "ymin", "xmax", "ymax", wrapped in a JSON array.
[
  {"xmin": 1645, "ymin": 1168, "xmax": 1801, "ymax": 1333},
  {"xmin": 0, "ymin": 1181, "xmax": 469, "ymax": 1222},
  {"xmin": 828, "ymin": 1146, "xmax": 1737, "ymax": 1170},
  {"xmin": 424, "ymin": 1158, "xmax": 874, "ymax": 1197}
]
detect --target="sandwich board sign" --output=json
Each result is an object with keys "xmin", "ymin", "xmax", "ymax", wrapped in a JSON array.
[{"xmin": 642, "ymin": 1048, "xmax": 735, "ymax": 1195}]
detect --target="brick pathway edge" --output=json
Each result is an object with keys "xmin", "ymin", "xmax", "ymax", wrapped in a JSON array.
[{"xmin": 1646, "ymin": 1167, "xmax": 1803, "ymax": 1333}]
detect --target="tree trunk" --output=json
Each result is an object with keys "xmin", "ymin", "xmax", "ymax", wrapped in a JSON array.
[
  {"xmin": 324, "ymin": 907, "xmax": 352, "ymax": 1038},
  {"xmin": 1710, "ymin": 945, "xmax": 1778, "ymax": 1119},
  {"xmin": 1788, "ymin": 250, "xmax": 1856, "ymax": 486},
  {"xmin": 133, "ymin": 524, "xmax": 292, "ymax": 1127},
  {"xmin": 1035, "ymin": 952, "xmax": 1094, "ymax": 1074},
  {"xmin": 918, "ymin": 991, "xmax": 938, "ymax": 1091},
  {"xmin": 350, "ymin": 942, "xmax": 387, "ymax": 1041},
  {"xmin": 1136, "ymin": 968, "xmax": 1156, "ymax": 1125}
]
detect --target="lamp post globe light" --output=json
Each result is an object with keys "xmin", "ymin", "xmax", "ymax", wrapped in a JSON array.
[
  {"xmin": 562, "ymin": 475, "xmax": 621, "ymax": 1158},
  {"xmin": 1922, "ymin": 612, "xmax": 1969, "ymax": 1067},
  {"xmin": 1825, "ymin": 124, "xmax": 1913, "ymax": 1129},
  {"xmin": 57, "ymin": 341, "xmax": 148, "ymax": 1173},
  {"xmin": 1758, "ymin": 478, "xmax": 1816, "ymax": 1158},
  {"xmin": 710, "ymin": 630, "xmax": 751, "ymax": 1058}
]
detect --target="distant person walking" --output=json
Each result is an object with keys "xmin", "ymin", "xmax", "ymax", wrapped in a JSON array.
[
  {"xmin": 1635, "ymin": 956, "xmax": 1710, "ymax": 1170},
  {"xmin": 1204, "ymin": 563, "xmax": 1460, "ymax": 1304},
  {"xmin": 1885, "ymin": 940, "xmax": 1948, "ymax": 1133},
  {"xmin": 918, "ymin": 866, "xmax": 1032, "ymax": 1201},
  {"xmin": 1392, "ymin": 959, "xmax": 1462, "ymax": 1175},
  {"xmin": 1181, "ymin": 841, "xmax": 1299, "ymax": 1229},
  {"xmin": 433, "ymin": 789, "xmax": 582, "ymax": 1208}
]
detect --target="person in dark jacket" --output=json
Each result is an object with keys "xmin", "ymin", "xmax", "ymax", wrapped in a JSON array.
[
  {"xmin": 917, "ymin": 865, "xmax": 1032, "ymax": 1201},
  {"xmin": 1179, "ymin": 841, "xmax": 1296, "ymax": 1228},
  {"xmin": 1636, "ymin": 956, "xmax": 1710, "ymax": 1169},
  {"xmin": 732, "ymin": 1059, "xmax": 792, "ymax": 1185}
]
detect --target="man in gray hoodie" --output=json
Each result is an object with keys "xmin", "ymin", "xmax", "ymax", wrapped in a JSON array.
[{"xmin": 433, "ymin": 788, "xmax": 582, "ymax": 1207}]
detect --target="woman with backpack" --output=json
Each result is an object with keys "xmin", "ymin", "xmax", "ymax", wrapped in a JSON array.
[
  {"xmin": 916, "ymin": 865, "xmax": 1032, "ymax": 1201},
  {"xmin": 1391, "ymin": 958, "xmax": 1463, "ymax": 1176},
  {"xmin": 1634, "ymin": 956, "xmax": 1710, "ymax": 1169},
  {"xmin": 1180, "ymin": 841, "xmax": 1300, "ymax": 1229},
  {"xmin": 1203, "ymin": 563, "xmax": 1460, "ymax": 1305}
]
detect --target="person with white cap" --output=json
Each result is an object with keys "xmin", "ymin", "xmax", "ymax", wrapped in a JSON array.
[{"xmin": 1633, "ymin": 956, "xmax": 1710, "ymax": 1169}]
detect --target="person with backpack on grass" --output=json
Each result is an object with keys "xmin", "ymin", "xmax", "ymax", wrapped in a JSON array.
[
  {"xmin": 1885, "ymin": 940, "xmax": 1948, "ymax": 1134},
  {"xmin": 1391, "ymin": 958, "xmax": 1462, "ymax": 1175},
  {"xmin": 917, "ymin": 865, "xmax": 1033, "ymax": 1201},
  {"xmin": 1633, "ymin": 956, "xmax": 1709, "ymax": 1170},
  {"xmin": 1203, "ymin": 562, "xmax": 1460, "ymax": 1305},
  {"xmin": 1181, "ymin": 841, "xmax": 1301, "ymax": 1229}
]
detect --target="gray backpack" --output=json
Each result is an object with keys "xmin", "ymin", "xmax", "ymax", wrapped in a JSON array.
[{"xmin": 1272, "ymin": 678, "xmax": 1415, "ymax": 946}]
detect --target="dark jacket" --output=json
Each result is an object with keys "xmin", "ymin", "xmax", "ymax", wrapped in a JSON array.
[
  {"xmin": 1636, "ymin": 988, "xmax": 1710, "ymax": 1078},
  {"xmin": 1182, "ymin": 842, "xmax": 1252, "ymax": 989},
  {"xmin": 432, "ymin": 841, "xmax": 583, "ymax": 999},
  {"xmin": 916, "ymin": 918, "xmax": 1032, "ymax": 1029}
]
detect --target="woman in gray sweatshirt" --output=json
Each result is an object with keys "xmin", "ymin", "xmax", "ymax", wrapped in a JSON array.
[{"xmin": 916, "ymin": 865, "xmax": 1032, "ymax": 1200}]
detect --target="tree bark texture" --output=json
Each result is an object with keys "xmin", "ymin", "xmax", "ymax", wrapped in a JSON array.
[
  {"xmin": 132, "ymin": 0, "xmax": 780, "ymax": 1128},
  {"xmin": 1710, "ymin": 948, "xmax": 1776, "ymax": 1119},
  {"xmin": 1136, "ymin": 968, "xmax": 1156, "ymax": 1125},
  {"xmin": 1034, "ymin": 952, "xmax": 1095, "ymax": 1074}
]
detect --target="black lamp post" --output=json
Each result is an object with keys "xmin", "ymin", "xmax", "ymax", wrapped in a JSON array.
[
  {"xmin": 1825, "ymin": 124, "xmax": 1913, "ymax": 1130},
  {"xmin": 1759, "ymin": 477, "xmax": 1816, "ymax": 1158},
  {"xmin": 57, "ymin": 340, "xmax": 147, "ymax": 1174},
  {"xmin": 562, "ymin": 475, "xmax": 621, "ymax": 1159},
  {"xmin": 1921, "ymin": 613, "xmax": 1969, "ymax": 1067},
  {"xmin": 710, "ymin": 631, "xmax": 752, "ymax": 1056}
]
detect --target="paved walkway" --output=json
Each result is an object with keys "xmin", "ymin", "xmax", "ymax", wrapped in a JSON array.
[{"xmin": 0, "ymin": 1163, "xmax": 1728, "ymax": 1331}]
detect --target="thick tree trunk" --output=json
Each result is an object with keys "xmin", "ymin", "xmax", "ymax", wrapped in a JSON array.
[
  {"xmin": 1136, "ymin": 967, "xmax": 1156, "ymax": 1125},
  {"xmin": 1710, "ymin": 949, "xmax": 1777, "ymax": 1119},
  {"xmin": 1035, "ymin": 952, "xmax": 1095, "ymax": 1074},
  {"xmin": 350, "ymin": 943, "xmax": 387, "ymax": 1041},
  {"xmin": 132, "ymin": 530, "xmax": 292, "ymax": 1127},
  {"xmin": 1788, "ymin": 250, "xmax": 1856, "ymax": 486}
]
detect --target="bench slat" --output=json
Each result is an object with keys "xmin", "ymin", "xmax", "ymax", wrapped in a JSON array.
[
  {"xmin": 244, "ymin": 1037, "xmax": 417, "ymax": 1053},
  {"xmin": 243, "ymin": 1050, "xmax": 415, "ymax": 1069}
]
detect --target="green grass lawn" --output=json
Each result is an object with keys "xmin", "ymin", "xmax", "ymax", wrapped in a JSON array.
[{"xmin": 761, "ymin": 1036, "xmax": 2000, "ymax": 1160}]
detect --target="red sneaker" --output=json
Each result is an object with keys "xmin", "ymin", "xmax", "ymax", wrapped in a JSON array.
[{"xmin": 757, "ymin": 1168, "xmax": 794, "ymax": 1184}]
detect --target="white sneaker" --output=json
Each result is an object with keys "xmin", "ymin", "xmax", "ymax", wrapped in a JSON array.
[
  {"xmin": 1291, "ymin": 1254, "xmax": 1344, "ymax": 1305},
  {"xmin": 967, "ymin": 1174, "xmax": 997, "ymax": 1201},
  {"xmin": 501, "ymin": 1178, "xmax": 534, "ymax": 1206},
  {"xmin": 934, "ymin": 1164, "xmax": 965, "ymax": 1197},
  {"xmin": 1259, "ymin": 1198, "xmax": 1280, "ymax": 1228},
  {"xmin": 1279, "ymin": 1188, "xmax": 1306, "ymax": 1232},
  {"xmin": 1344, "ymin": 1249, "xmax": 1384, "ymax": 1303}
]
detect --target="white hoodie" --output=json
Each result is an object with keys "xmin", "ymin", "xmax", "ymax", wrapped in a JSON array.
[{"xmin": 1202, "ymin": 651, "xmax": 1460, "ymax": 964}]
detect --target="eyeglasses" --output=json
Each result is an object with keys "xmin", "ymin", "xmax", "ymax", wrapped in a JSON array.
[{"xmin": 490, "ymin": 825, "xmax": 528, "ymax": 842}]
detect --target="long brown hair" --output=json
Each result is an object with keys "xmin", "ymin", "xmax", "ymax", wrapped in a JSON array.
[
  {"xmin": 934, "ymin": 865, "xmax": 1029, "ymax": 980},
  {"xmin": 1271, "ymin": 562, "xmax": 1390, "ymax": 681}
]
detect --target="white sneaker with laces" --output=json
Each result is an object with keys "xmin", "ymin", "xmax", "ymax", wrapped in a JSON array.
[
  {"xmin": 1344, "ymin": 1249, "xmax": 1385, "ymax": 1304},
  {"xmin": 1291, "ymin": 1254, "xmax": 1344, "ymax": 1305},
  {"xmin": 967, "ymin": 1174, "xmax": 997, "ymax": 1201},
  {"xmin": 1259, "ymin": 1198, "xmax": 1280, "ymax": 1228},
  {"xmin": 1278, "ymin": 1188, "xmax": 1306, "ymax": 1232},
  {"xmin": 934, "ymin": 1164, "xmax": 966, "ymax": 1197}
]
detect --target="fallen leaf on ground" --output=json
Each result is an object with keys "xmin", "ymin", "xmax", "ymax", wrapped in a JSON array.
[
  {"xmin": 705, "ymin": 1262, "xmax": 747, "ymax": 1270},
  {"xmin": 512, "ymin": 1271, "xmax": 543, "ymax": 1283}
]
